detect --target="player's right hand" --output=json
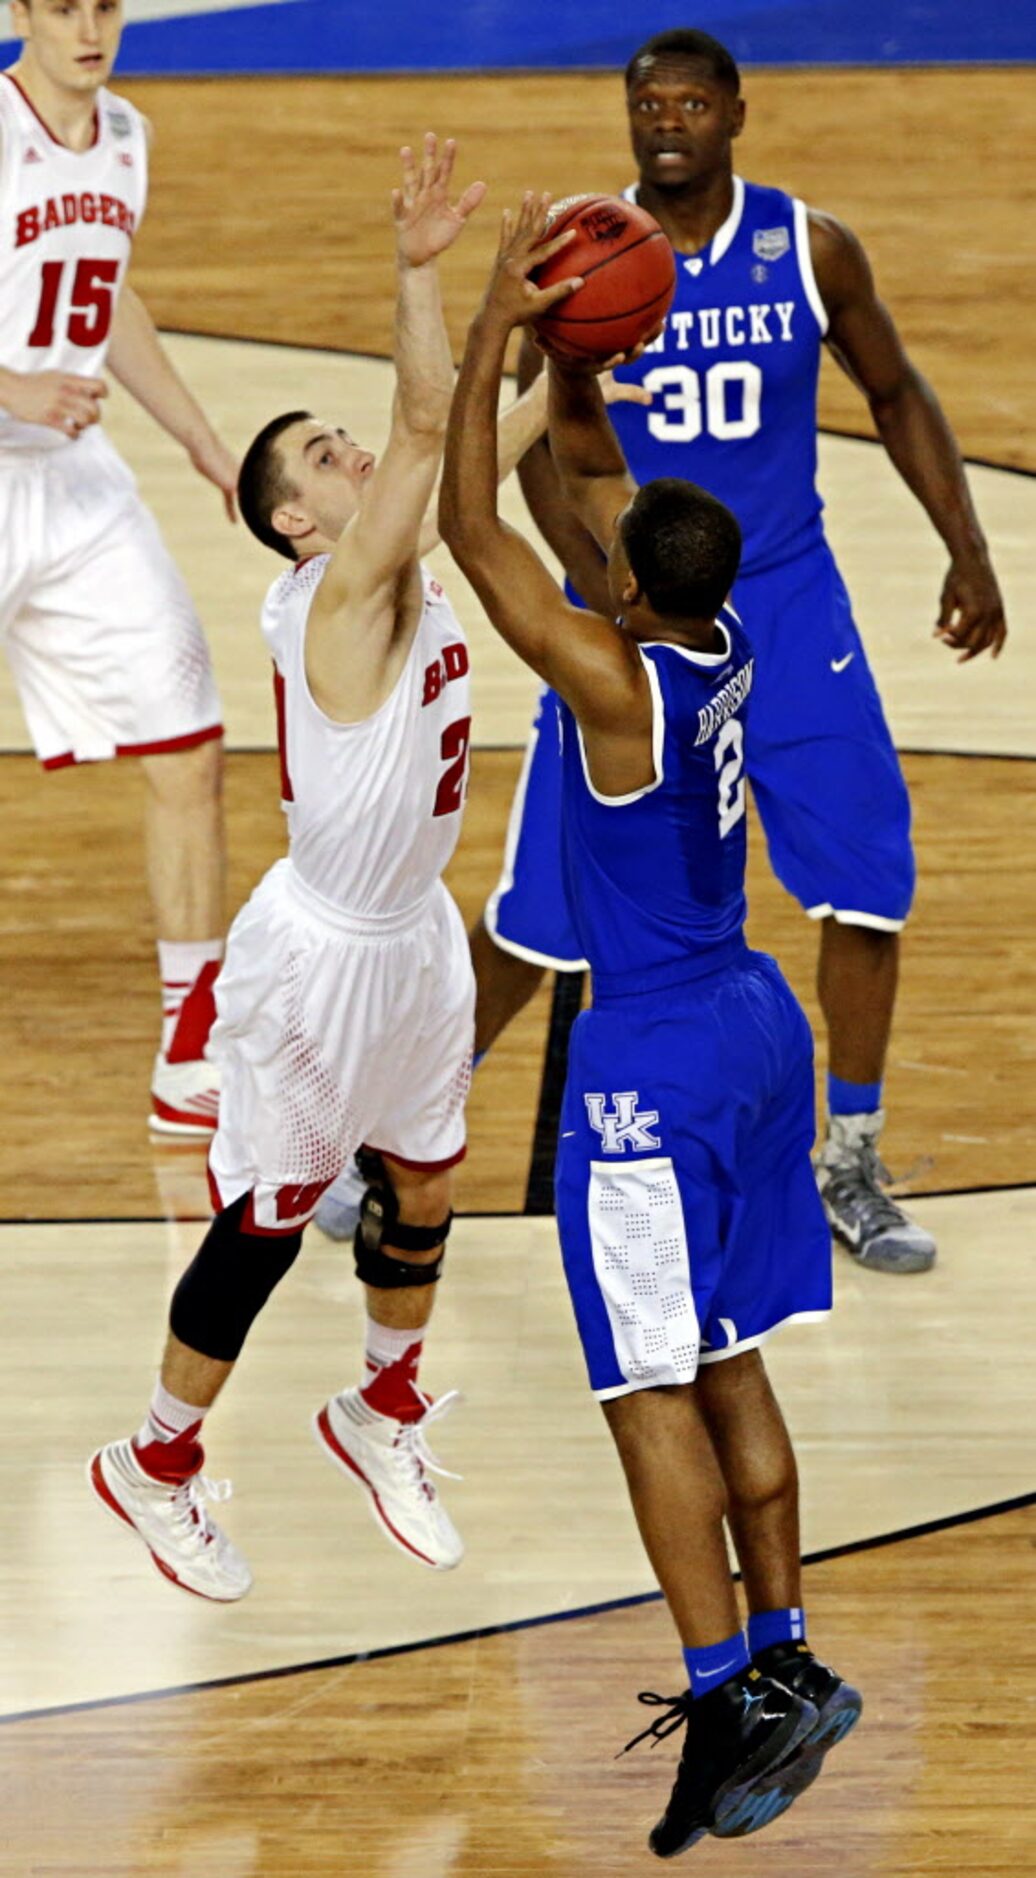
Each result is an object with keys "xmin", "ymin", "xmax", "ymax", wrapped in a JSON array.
[{"xmin": 2, "ymin": 370, "xmax": 107, "ymax": 437}]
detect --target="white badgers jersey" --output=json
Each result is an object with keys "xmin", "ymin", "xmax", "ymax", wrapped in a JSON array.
[
  {"xmin": 263, "ymin": 556, "xmax": 472, "ymax": 917},
  {"xmin": 0, "ymin": 75, "xmax": 148, "ymax": 450}
]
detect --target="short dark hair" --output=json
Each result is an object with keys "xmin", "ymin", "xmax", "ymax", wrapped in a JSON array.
[
  {"xmin": 620, "ymin": 479, "xmax": 742, "ymax": 620},
  {"xmin": 238, "ymin": 410, "xmax": 312, "ymax": 559},
  {"xmin": 625, "ymin": 30, "xmax": 740, "ymax": 94}
]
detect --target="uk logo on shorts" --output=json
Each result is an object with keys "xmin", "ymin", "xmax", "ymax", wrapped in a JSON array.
[{"xmin": 585, "ymin": 1091, "xmax": 661, "ymax": 1153}]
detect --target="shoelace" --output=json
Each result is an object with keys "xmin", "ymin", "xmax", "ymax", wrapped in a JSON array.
[
  {"xmin": 395, "ymin": 1390, "xmax": 464, "ymax": 1492},
  {"xmin": 618, "ymin": 1690, "xmax": 694, "ymax": 1758},
  {"xmin": 825, "ymin": 1140, "xmax": 912, "ymax": 1237},
  {"xmin": 167, "ymin": 1473, "xmax": 233, "ymax": 1552}
]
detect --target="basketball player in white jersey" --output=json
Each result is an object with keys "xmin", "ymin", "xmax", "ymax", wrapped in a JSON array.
[
  {"xmin": 1, "ymin": 1, "xmax": 238, "ymax": 1134},
  {"xmin": 88, "ymin": 134, "xmax": 565, "ymax": 1600}
]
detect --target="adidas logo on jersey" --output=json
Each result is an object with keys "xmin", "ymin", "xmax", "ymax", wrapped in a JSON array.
[{"xmin": 23, "ymin": 147, "xmax": 42, "ymax": 164}]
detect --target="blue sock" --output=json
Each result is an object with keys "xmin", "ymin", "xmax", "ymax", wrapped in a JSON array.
[
  {"xmin": 682, "ymin": 1630, "xmax": 750, "ymax": 1699},
  {"xmin": 827, "ymin": 1072, "xmax": 882, "ymax": 1118},
  {"xmin": 748, "ymin": 1607, "xmax": 806, "ymax": 1656}
]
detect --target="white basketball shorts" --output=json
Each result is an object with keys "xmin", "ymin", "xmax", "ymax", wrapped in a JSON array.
[
  {"xmin": 0, "ymin": 427, "xmax": 222, "ymax": 766},
  {"xmin": 207, "ymin": 860, "xmax": 475, "ymax": 1233}
]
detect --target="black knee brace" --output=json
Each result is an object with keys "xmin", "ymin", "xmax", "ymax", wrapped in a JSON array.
[
  {"xmin": 170, "ymin": 1193, "xmax": 303, "ymax": 1362},
  {"xmin": 352, "ymin": 1176, "xmax": 452, "ymax": 1290}
]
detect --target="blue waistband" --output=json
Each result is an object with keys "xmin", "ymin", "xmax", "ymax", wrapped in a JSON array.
[{"xmin": 590, "ymin": 935, "xmax": 749, "ymax": 1004}]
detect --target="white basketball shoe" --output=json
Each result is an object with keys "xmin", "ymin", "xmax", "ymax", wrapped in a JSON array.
[
  {"xmin": 88, "ymin": 1437, "xmax": 253, "ymax": 1601},
  {"xmin": 313, "ymin": 1386, "xmax": 464, "ymax": 1571},
  {"xmin": 149, "ymin": 1053, "xmax": 221, "ymax": 1138}
]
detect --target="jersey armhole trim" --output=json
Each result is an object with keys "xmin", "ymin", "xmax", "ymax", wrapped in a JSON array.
[
  {"xmin": 574, "ymin": 653, "xmax": 665, "ymax": 807},
  {"xmin": 793, "ymin": 198, "xmax": 829, "ymax": 337}
]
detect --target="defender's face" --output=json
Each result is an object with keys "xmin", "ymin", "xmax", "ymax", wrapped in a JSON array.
[
  {"xmin": 627, "ymin": 58, "xmax": 744, "ymax": 192},
  {"xmin": 274, "ymin": 419, "xmax": 376, "ymax": 551},
  {"xmin": 12, "ymin": 0, "xmax": 123, "ymax": 94}
]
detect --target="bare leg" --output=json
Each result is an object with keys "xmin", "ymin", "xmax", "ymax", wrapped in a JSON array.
[
  {"xmin": 364, "ymin": 1156, "xmax": 453, "ymax": 1333},
  {"xmin": 470, "ymin": 915, "xmax": 546, "ymax": 1056},
  {"xmin": 817, "ymin": 918, "xmax": 898, "ymax": 1085},
  {"xmin": 603, "ymin": 1385, "xmax": 740, "ymax": 1648},
  {"xmin": 696, "ymin": 1351, "xmax": 801, "ymax": 1617},
  {"xmin": 159, "ymin": 1329, "xmax": 234, "ymax": 1411},
  {"xmin": 140, "ymin": 739, "xmax": 226, "ymax": 942}
]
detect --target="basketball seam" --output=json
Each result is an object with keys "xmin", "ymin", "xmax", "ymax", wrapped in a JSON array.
[
  {"xmin": 545, "ymin": 225, "xmax": 669, "ymax": 292},
  {"xmin": 547, "ymin": 282, "xmax": 674, "ymax": 329}
]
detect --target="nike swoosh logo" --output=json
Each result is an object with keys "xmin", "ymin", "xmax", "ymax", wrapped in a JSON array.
[
  {"xmin": 831, "ymin": 653, "xmax": 855, "ymax": 673},
  {"xmin": 695, "ymin": 1657, "xmax": 741, "ymax": 1684}
]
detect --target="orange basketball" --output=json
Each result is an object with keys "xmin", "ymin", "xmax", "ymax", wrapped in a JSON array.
[{"xmin": 531, "ymin": 194, "xmax": 676, "ymax": 362}]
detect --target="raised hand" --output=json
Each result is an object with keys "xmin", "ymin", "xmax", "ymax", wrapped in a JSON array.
[
  {"xmin": 393, "ymin": 133, "xmax": 486, "ymax": 268},
  {"xmin": 480, "ymin": 192, "xmax": 584, "ymax": 330},
  {"xmin": 187, "ymin": 432, "xmax": 240, "ymax": 523}
]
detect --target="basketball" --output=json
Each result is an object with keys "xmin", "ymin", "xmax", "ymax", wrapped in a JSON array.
[{"xmin": 531, "ymin": 193, "xmax": 676, "ymax": 362}]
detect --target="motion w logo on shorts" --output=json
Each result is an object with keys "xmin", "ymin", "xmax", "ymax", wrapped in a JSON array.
[{"xmin": 585, "ymin": 1091, "xmax": 661, "ymax": 1154}]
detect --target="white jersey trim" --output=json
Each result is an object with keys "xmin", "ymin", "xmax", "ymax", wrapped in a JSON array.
[
  {"xmin": 644, "ymin": 619, "xmax": 733, "ymax": 670},
  {"xmin": 710, "ymin": 175, "xmax": 745, "ymax": 266},
  {"xmin": 806, "ymin": 903, "xmax": 906, "ymax": 933},
  {"xmin": 793, "ymin": 198, "xmax": 830, "ymax": 336},
  {"xmin": 574, "ymin": 651, "xmax": 665, "ymax": 807}
]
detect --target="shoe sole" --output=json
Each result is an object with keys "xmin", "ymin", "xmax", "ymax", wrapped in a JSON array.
[
  {"xmin": 312, "ymin": 1407, "xmax": 463, "ymax": 1572},
  {"xmin": 768, "ymin": 1684, "xmax": 863, "ymax": 1800},
  {"xmin": 651, "ymin": 1701, "xmax": 818, "ymax": 1857},
  {"xmin": 829, "ymin": 1219, "xmax": 936, "ymax": 1274},
  {"xmin": 86, "ymin": 1451, "xmax": 251, "ymax": 1603}
]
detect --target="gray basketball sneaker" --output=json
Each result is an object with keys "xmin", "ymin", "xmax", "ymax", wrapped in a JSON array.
[{"xmin": 816, "ymin": 1110, "xmax": 936, "ymax": 1274}]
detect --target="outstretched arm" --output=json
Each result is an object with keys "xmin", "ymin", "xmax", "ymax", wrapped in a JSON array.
[
  {"xmin": 548, "ymin": 358, "xmax": 637, "ymax": 551},
  {"xmin": 439, "ymin": 195, "xmax": 648, "ymax": 735},
  {"xmin": 811, "ymin": 210, "xmax": 1006, "ymax": 662},
  {"xmin": 305, "ymin": 134, "xmax": 484, "ymax": 711},
  {"xmin": 107, "ymin": 284, "xmax": 239, "ymax": 520}
]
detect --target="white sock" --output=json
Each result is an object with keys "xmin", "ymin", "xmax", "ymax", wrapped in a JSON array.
[
  {"xmin": 136, "ymin": 1377, "xmax": 208, "ymax": 1449},
  {"xmin": 364, "ymin": 1316, "xmax": 424, "ymax": 1377},
  {"xmin": 158, "ymin": 938, "xmax": 224, "ymax": 1054}
]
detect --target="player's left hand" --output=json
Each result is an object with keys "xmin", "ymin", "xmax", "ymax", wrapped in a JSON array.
[
  {"xmin": 933, "ymin": 553, "xmax": 1006, "ymax": 662},
  {"xmin": 189, "ymin": 435, "xmax": 239, "ymax": 523},
  {"xmin": 480, "ymin": 192, "xmax": 584, "ymax": 331},
  {"xmin": 394, "ymin": 133, "xmax": 486, "ymax": 267}
]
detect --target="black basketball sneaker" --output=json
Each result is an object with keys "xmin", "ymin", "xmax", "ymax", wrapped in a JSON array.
[
  {"xmin": 751, "ymin": 1640, "xmax": 863, "ymax": 1799},
  {"xmin": 620, "ymin": 1666, "xmax": 819, "ymax": 1858}
]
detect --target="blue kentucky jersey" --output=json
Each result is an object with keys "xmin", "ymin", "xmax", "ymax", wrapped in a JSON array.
[
  {"xmin": 607, "ymin": 177, "xmax": 828, "ymax": 575},
  {"xmin": 558, "ymin": 609, "xmax": 753, "ymax": 998}
]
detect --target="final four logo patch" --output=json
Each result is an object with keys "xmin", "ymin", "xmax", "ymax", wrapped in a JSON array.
[{"xmin": 753, "ymin": 227, "xmax": 790, "ymax": 262}]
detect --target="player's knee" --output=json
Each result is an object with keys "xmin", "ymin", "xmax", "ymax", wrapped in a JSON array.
[
  {"xmin": 141, "ymin": 736, "xmax": 224, "ymax": 810},
  {"xmin": 353, "ymin": 1161, "xmax": 452, "ymax": 1290},
  {"xmin": 170, "ymin": 1192, "xmax": 301, "ymax": 1361}
]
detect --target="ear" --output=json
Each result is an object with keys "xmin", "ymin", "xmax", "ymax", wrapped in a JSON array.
[
  {"xmin": 622, "ymin": 568, "xmax": 641, "ymax": 607},
  {"xmin": 731, "ymin": 97, "xmax": 746, "ymax": 141},
  {"xmin": 270, "ymin": 502, "xmax": 314, "ymax": 547}
]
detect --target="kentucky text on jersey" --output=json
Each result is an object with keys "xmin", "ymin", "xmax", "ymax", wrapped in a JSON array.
[
  {"xmin": 650, "ymin": 302, "xmax": 796, "ymax": 351},
  {"xmin": 16, "ymin": 193, "xmax": 137, "ymax": 247},
  {"xmin": 694, "ymin": 657, "xmax": 754, "ymax": 746}
]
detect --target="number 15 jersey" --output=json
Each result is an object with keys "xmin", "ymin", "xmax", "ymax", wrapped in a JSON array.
[
  {"xmin": 0, "ymin": 73, "xmax": 147, "ymax": 451},
  {"xmin": 609, "ymin": 178, "xmax": 828, "ymax": 575},
  {"xmin": 558, "ymin": 608, "xmax": 753, "ymax": 999}
]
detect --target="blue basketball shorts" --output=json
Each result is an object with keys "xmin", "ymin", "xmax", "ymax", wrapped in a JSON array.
[
  {"xmin": 485, "ymin": 540, "xmax": 915, "ymax": 968},
  {"xmin": 554, "ymin": 951, "xmax": 833, "ymax": 1398}
]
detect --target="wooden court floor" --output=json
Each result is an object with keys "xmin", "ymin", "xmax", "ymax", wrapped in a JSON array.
[{"xmin": 1, "ymin": 61, "xmax": 1034, "ymax": 1878}]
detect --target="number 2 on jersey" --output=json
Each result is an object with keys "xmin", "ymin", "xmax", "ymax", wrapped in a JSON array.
[
  {"xmin": 714, "ymin": 717, "xmax": 746, "ymax": 837},
  {"xmin": 433, "ymin": 716, "xmax": 472, "ymax": 818},
  {"xmin": 27, "ymin": 258, "xmax": 119, "ymax": 349}
]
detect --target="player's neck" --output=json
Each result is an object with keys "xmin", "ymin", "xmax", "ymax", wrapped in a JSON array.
[
  {"xmin": 8, "ymin": 55, "xmax": 101, "ymax": 152},
  {"xmin": 637, "ymin": 614, "xmax": 727, "ymax": 655},
  {"xmin": 635, "ymin": 168, "xmax": 735, "ymax": 257}
]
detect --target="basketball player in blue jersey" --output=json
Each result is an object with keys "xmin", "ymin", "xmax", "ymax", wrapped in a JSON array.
[
  {"xmin": 474, "ymin": 28, "xmax": 1008, "ymax": 1275},
  {"xmin": 441, "ymin": 195, "xmax": 862, "ymax": 1859}
]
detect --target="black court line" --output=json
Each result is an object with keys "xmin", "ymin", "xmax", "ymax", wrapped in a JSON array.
[
  {"xmin": 4, "ymin": 1486, "xmax": 1033, "ymax": 1730},
  {"xmin": 524, "ymin": 968, "xmax": 586, "ymax": 1214}
]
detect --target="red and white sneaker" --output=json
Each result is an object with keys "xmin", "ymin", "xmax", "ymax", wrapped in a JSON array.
[
  {"xmin": 313, "ymin": 1387, "xmax": 464, "ymax": 1571},
  {"xmin": 149, "ymin": 1053, "xmax": 221, "ymax": 1138},
  {"xmin": 88, "ymin": 1437, "xmax": 252, "ymax": 1601}
]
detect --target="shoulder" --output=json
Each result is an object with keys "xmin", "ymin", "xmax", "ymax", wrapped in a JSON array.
[
  {"xmin": 98, "ymin": 86, "xmax": 150, "ymax": 144},
  {"xmin": 804, "ymin": 206, "xmax": 875, "ymax": 310},
  {"xmin": 261, "ymin": 555, "xmax": 329, "ymax": 636}
]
